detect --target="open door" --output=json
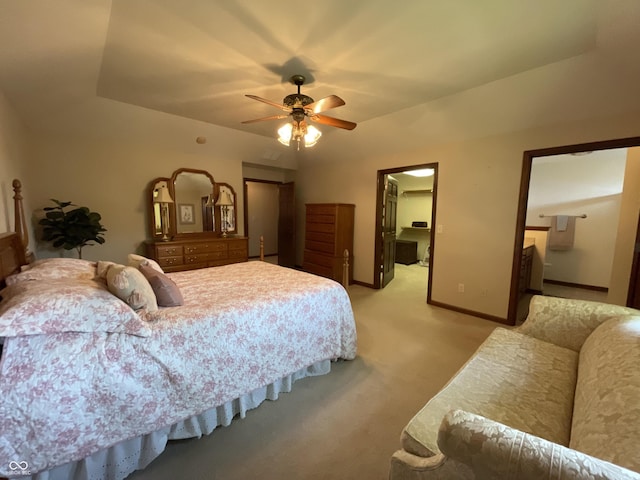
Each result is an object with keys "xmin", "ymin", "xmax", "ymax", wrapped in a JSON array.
[
  {"xmin": 278, "ymin": 182, "xmax": 296, "ymax": 267},
  {"xmin": 382, "ymin": 175, "xmax": 398, "ymax": 287}
]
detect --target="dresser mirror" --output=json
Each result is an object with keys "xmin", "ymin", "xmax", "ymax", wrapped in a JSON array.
[{"xmin": 147, "ymin": 168, "xmax": 238, "ymax": 241}]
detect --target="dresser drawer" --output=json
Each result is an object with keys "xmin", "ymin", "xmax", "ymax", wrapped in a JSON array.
[
  {"xmin": 228, "ymin": 248, "xmax": 247, "ymax": 259},
  {"xmin": 302, "ymin": 261, "xmax": 333, "ymax": 279},
  {"xmin": 228, "ymin": 240, "xmax": 247, "ymax": 251},
  {"xmin": 303, "ymin": 250, "xmax": 334, "ymax": 268},
  {"xmin": 306, "ymin": 205, "xmax": 338, "ymax": 216},
  {"xmin": 185, "ymin": 251, "xmax": 227, "ymax": 264},
  {"xmin": 306, "ymin": 222, "xmax": 336, "ymax": 234},
  {"xmin": 305, "ymin": 239, "xmax": 336, "ymax": 254},
  {"xmin": 307, "ymin": 214, "xmax": 336, "ymax": 225},
  {"xmin": 157, "ymin": 256, "xmax": 183, "ymax": 268},
  {"xmin": 184, "ymin": 242, "xmax": 226, "ymax": 254},
  {"xmin": 306, "ymin": 231, "xmax": 335, "ymax": 243},
  {"xmin": 156, "ymin": 245, "xmax": 183, "ymax": 257}
]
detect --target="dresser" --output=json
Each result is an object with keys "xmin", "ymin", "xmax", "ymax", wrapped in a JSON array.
[
  {"xmin": 145, "ymin": 237, "xmax": 248, "ymax": 273},
  {"xmin": 303, "ymin": 203, "xmax": 355, "ymax": 284}
]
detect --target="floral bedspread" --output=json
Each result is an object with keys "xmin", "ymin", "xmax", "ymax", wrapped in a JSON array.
[{"xmin": 0, "ymin": 262, "xmax": 356, "ymax": 477}]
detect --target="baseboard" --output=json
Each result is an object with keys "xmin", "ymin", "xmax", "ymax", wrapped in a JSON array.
[
  {"xmin": 428, "ymin": 299, "xmax": 511, "ymax": 325},
  {"xmin": 352, "ymin": 280, "xmax": 375, "ymax": 289},
  {"xmin": 544, "ymin": 279, "xmax": 608, "ymax": 292}
]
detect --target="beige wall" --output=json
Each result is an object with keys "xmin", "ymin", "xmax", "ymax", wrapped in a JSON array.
[
  {"xmin": 26, "ymin": 133, "xmax": 245, "ymax": 263},
  {"xmin": 0, "ymin": 90, "xmax": 33, "ymax": 248},
  {"xmin": 296, "ymin": 112, "xmax": 640, "ymax": 320},
  {"xmin": 609, "ymin": 147, "xmax": 640, "ymax": 304}
]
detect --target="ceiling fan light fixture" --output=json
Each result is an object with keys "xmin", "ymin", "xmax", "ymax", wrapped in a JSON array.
[
  {"xmin": 277, "ymin": 122, "xmax": 321, "ymax": 149},
  {"xmin": 277, "ymin": 123, "xmax": 293, "ymax": 146},
  {"xmin": 304, "ymin": 125, "xmax": 321, "ymax": 147}
]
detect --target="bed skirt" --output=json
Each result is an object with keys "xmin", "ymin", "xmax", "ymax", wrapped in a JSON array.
[{"xmin": 23, "ymin": 359, "xmax": 332, "ymax": 480}]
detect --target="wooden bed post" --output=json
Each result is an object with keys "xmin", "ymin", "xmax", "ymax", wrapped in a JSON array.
[
  {"xmin": 260, "ymin": 235, "xmax": 265, "ymax": 261},
  {"xmin": 12, "ymin": 179, "xmax": 32, "ymax": 262},
  {"xmin": 342, "ymin": 249, "xmax": 349, "ymax": 291}
]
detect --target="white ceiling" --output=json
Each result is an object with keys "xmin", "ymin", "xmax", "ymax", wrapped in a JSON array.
[{"xmin": 1, "ymin": 0, "xmax": 639, "ymax": 165}]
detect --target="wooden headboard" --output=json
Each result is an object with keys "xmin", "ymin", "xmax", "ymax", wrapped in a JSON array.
[
  {"xmin": 0, "ymin": 233, "xmax": 26, "ymax": 288},
  {"xmin": 0, "ymin": 179, "xmax": 31, "ymax": 287}
]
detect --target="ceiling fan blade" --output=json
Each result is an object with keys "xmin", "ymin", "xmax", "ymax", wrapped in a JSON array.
[
  {"xmin": 245, "ymin": 94, "xmax": 291, "ymax": 112},
  {"xmin": 241, "ymin": 114, "xmax": 290, "ymax": 124},
  {"xmin": 305, "ymin": 95, "xmax": 345, "ymax": 114},
  {"xmin": 310, "ymin": 114, "xmax": 357, "ymax": 130}
]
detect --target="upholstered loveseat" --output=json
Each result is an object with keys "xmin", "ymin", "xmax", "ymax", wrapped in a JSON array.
[{"xmin": 390, "ymin": 295, "xmax": 640, "ymax": 479}]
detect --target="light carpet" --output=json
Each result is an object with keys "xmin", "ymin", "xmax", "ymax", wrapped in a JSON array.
[{"xmin": 129, "ymin": 264, "xmax": 497, "ymax": 480}]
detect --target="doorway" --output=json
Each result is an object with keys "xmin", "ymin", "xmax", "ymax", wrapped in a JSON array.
[
  {"xmin": 374, "ymin": 163, "xmax": 438, "ymax": 302},
  {"xmin": 243, "ymin": 179, "xmax": 296, "ymax": 267},
  {"xmin": 508, "ymin": 136, "xmax": 640, "ymax": 324}
]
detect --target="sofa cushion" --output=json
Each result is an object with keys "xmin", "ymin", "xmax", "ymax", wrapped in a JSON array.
[
  {"xmin": 402, "ymin": 327, "xmax": 578, "ymax": 457},
  {"xmin": 570, "ymin": 315, "xmax": 640, "ymax": 473}
]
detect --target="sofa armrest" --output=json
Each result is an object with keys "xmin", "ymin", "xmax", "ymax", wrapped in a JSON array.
[
  {"xmin": 438, "ymin": 410, "xmax": 640, "ymax": 480},
  {"xmin": 517, "ymin": 295, "xmax": 639, "ymax": 351}
]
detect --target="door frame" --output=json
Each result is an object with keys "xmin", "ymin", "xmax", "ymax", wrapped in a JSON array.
[
  {"xmin": 373, "ymin": 163, "xmax": 438, "ymax": 301},
  {"xmin": 507, "ymin": 135, "xmax": 640, "ymax": 324}
]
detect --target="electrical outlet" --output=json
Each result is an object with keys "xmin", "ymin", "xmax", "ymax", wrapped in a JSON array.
[
  {"xmin": 481, "ymin": 289, "xmax": 488, "ymax": 297},
  {"xmin": 437, "ymin": 224, "xmax": 443, "ymax": 234},
  {"xmin": 458, "ymin": 283, "xmax": 464, "ymax": 293}
]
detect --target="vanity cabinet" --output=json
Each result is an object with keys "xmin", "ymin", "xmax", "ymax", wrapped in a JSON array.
[
  {"xmin": 145, "ymin": 237, "xmax": 248, "ymax": 273},
  {"xmin": 303, "ymin": 203, "xmax": 354, "ymax": 284}
]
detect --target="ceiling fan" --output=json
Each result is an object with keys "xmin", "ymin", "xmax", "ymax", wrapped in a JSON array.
[{"xmin": 242, "ymin": 75, "xmax": 356, "ymax": 149}]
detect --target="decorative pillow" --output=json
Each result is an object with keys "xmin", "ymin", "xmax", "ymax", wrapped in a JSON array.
[
  {"xmin": 96, "ymin": 260, "xmax": 116, "ymax": 279},
  {"xmin": 106, "ymin": 264, "xmax": 158, "ymax": 312},
  {"xmin": 128, "ymin": 254, "xmax": 164, "ymax": 274},
  {"xmin": 7, "ymin": 258, "xmax": 97, "ymax": 286},
  {"xmin": 139, "ymin": 263, "xmax": 184, "ymax": 307},
  {"xmin": 0, "ymin": 279, "xmax": 151, "ymax": 337}
]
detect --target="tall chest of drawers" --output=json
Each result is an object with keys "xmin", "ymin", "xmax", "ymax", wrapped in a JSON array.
[
  {"xmin": 145, "ymin": 237, "xmax": 248, "ymax": 272},
  {"xmin": 303, "ymin": 203, "xmax": 355, "ymax": 284}
]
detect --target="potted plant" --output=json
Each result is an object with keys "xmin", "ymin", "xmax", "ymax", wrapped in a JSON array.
[{"xmin": 39, "ymin": 199, "xmax": 107, "ymax": 259}]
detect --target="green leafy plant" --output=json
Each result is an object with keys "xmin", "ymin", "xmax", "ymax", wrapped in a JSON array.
[{"xmin": 39, "ymin": 199, "xmax": 107, "ymax": 259}]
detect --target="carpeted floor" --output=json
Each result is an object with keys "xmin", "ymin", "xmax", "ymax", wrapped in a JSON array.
[{"xmin": 129, "ymin": 264, "xmax": 497, "ymax": 480}]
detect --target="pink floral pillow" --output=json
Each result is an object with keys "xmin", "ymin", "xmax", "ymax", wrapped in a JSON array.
[
  {"xmin": 0, "ymin": 279, "xmax": 151, "ymax": 338},
  {"xmin": 7, "ymin": 258, "xmax": 97, "ymax": 286}
]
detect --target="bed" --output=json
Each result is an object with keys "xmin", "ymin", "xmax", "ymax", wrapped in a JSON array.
[{"xmin": 0, "ymin": 182, "xmax": 357, "ymax": 480}]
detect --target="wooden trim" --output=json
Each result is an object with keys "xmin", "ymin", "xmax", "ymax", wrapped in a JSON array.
[
  {"xmin": 544, "ymin": 279, "xmax": 608, "ymax": 292},
  {"xmin": 525, "ymin": 226, "xmax": 550, "ymax": 231},
  {"xmin": 507, "ymin": 135, "xmax": 640, "ymax": 326},
  {"xmin": 428, "ymin": 299, "xmax": 509, "ymax": 325},
  {"xmin": 352, "ymin": 279, "xmax": 376, "ymax": 289}
]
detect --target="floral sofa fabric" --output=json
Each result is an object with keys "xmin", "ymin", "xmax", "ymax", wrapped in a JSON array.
[{"xmin": 390, "ymin": 295, "xmax": 640, "ymax": 480}]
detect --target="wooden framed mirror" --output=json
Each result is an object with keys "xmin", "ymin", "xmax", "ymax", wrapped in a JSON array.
[{"xmin": 147, "ymin": 168, "xmax": 217, "ymax": 241}]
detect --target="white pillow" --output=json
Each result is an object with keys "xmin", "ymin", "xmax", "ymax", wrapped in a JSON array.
[
  {"xmin": 128, "ymin": 253, "xmax": 164, "ymax": 274},
  {"xmin": 7, "ymin": 258, "xmax": 97, "ymax": 286}
]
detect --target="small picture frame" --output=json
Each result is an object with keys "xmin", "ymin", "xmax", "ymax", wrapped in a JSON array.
[{"xmin": 178, "ymin": 204, "xmax": 195, "ymax": 224}]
